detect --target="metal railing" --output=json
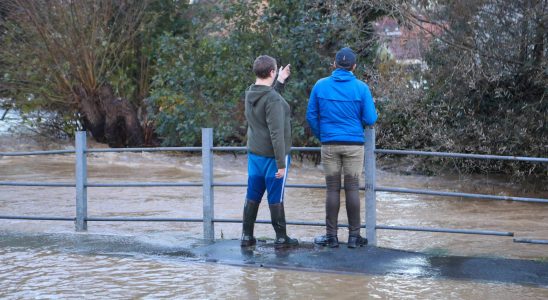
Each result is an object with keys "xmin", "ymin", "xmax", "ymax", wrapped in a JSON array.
[{"xmin": 1, "ymin": 128, "xmax": 547, "ymax": 245}]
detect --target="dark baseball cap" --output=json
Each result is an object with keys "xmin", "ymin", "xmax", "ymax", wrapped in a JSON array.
[{"xmin": 335, "ymin": 47, "xmax": 356, "ymax": 68}]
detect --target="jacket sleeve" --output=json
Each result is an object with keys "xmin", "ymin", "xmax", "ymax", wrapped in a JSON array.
[
  {"xmin": 273, "ymin": 80, "xmax": 285, "ymax": 94},
  {"xmin": 265, "ymin": 97, "xmax": 286, "ymax": 169},
  {"xmin": 306, "ymin": 84, "xmax": 321, "ymax": 139},
  {"xmin": 361, "ymin": 86, "xmax": 378, "ymax": 126}
]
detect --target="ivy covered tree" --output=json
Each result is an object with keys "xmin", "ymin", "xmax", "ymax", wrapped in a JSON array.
[{"xmin": 0, "ymin": 0, "xmax": 192, "ymax": 146}]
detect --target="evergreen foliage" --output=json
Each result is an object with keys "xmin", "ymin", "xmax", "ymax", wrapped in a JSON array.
[{"xmin": 147, "ymin": 0, "xmax": 376, "ymax": 146}]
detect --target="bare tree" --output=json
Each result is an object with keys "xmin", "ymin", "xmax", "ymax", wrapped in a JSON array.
[{"xmin": 366, "ymin": 0, "xmax": 546, "ymax": 177}]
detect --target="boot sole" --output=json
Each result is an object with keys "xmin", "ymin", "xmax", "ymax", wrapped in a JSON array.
[{"xmin": 347, "ymin": 242, "xmax": 366, "ymax": 248}]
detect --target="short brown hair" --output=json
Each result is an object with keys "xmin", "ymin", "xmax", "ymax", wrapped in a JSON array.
[{"xmin": 253, "ymin": 55, "xmax": 277, "ymax": 79}]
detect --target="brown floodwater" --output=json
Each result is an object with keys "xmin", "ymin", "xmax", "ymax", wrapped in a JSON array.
[{"xmin": 1, "ymin": 135, "xmax": 547, "ymax": 298}]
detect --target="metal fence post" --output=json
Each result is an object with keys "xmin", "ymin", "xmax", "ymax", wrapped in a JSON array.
[
  {"xmin": 364, "ymin": 126, "xmax": 377, "ymax": 246},
  {"xmin": 202, "ymin": 128, "xmax": 214, "ymax": 241},
  {"xmin": 75, "ymin": 131, "xmax": 88, "ymax": 231}
]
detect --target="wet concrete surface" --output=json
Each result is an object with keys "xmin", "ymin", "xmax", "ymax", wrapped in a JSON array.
[
  {"xmin": 1, "ymin": 232, "xmax": 547, "ymax": 287},
  {"xmin": 193, "ymin": 239, "xmax": 548, "ymax": 287}
]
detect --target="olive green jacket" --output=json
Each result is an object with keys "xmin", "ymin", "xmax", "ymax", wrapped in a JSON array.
[{"xmin": 244, "ymin": 81, "xmax": 291, "ymax": 169}]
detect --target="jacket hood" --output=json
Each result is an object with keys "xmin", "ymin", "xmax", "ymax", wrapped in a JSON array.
[
  {"xmin": 331, "ymin": 69, "xmax": 356, "ymax": 82},
  {"xmin": 245, "ymin": 84, "xmax": 272, "ymax": 106}
]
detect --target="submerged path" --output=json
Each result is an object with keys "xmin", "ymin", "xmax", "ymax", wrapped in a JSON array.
[
  {"xmin": 193, "ymin": 240, "xmax": 548, "ymax": 287},
  {"xmin": 1, "ymin": 232, "xmax": 547, "ymax": 287}
]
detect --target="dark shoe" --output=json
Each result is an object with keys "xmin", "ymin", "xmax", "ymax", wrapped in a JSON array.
[
  {"xmin": 241, "ymin": 235, "xmax": 257, "ymax": 247},
  {"xmin": 347, "ymin": 235, "xmax": 367, "ymax": 248},
  {"xmin": 241, "ymin": 199, "xmax": 260, "ymax": 247},
  {"xmin": 314, "ymin": 235, "xmax": 339, "ymax": 248},
  {"xmin": 274, "ymin": 236, "xmax": 299, "ymax": 248},
  {"xmin": 269, "ymin": 203, "xmax": 299, "ymax": 248}
]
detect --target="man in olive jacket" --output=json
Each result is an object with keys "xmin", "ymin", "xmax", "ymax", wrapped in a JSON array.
[{"xmin": 241, "ymin": 55, "xmax": 298, "ymax": 248}]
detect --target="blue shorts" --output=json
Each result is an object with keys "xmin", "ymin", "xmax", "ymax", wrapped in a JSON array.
[{"xmin": 246, "ymin": 152, "xmax": 290, "ymax": 204}]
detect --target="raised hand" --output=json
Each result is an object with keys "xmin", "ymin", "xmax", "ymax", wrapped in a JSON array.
[{"xmin": 277, "ymin": 64, "xmax": 291, "ymax": 84}]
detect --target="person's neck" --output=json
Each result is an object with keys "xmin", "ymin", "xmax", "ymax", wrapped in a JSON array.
[{"xmin": 255, "ymin": 78, "xmax": 274, "ymax": 86}]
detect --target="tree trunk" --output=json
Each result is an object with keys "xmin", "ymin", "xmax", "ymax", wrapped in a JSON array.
[
  {"xmin": 533, "ymin": 12, "xmax": 545, "ymax": 66},
  {"xmin": 74, "ymin": 84, "xmax": 144, "ymax": 147}
]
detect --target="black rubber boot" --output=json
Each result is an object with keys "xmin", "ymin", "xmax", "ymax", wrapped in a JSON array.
[
  {"xmin": 241, "ymin": 199, "xmax": 259, "ymax": 247},
  {"xmin": 348, "ymin": 235, "xmax": 368, "ymax": 248},
  {"xmin": 269, "ymin": 203, "xmax": 298, "ymax": 248},
  {"xmin": 314, "ymin": 235, "xmax": 339, "ymax": 248}
]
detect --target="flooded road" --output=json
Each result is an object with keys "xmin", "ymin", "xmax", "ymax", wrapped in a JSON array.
[
  {"xmin": 3, "ymin": 244, "xmax": 546, "ymax": 299},
  {"xmin": 1, "ymin": 135, "xmax": 547, "ymax": 298}
]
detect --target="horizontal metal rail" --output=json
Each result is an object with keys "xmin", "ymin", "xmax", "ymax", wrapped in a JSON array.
[
  {"xmin": 0, "ymin": 146, "xmax": 320, "ymax": 155},
  {"xmin": 213, "ymin": 183, "xmax": 359, "ymax": 189},
  {"xmin": 214, "ymin": 218, "xmax": 334, "ymax": 227},
  {"xmin": 2, "ymin": 147, "xmax": 546, "ymax": 163},
  {"xmin": 87, "ymin": 182, "xmax": 202, "ymax": 188},
  {"xmin": 376, "ymin": 186, "xmax": 548, "ymax": 204},
  {"xmin": 0, "ymin": 215, "xmax": 75, "ymax": 221},
  {"xmin": 212, "ymin": 146, "xmax": 322, "ymax": 152},
  {"xmin": 212, "ymin": 182, "xmax": 248, "ymax": 187},
  {"xmin": 376, "ymin": 225, "xmax": 514, "ymax": 236},
  {"xmin": 0, "ymin": 149, "xmax": 75, "ymax": 156},
  {"xmin": 212, "ymin": 182, "xmax": 548, "ymax": 203},
  {"xmin": 213, "ymin": 147, "xmax": 548, "ymax": 163},
  {"xmin": 212, "ymin": 146, "xmax": 246, "ymax": 152},
  {"xmin": 215, "ymin": 219, "xmax": 514, "ymax": 237},
  {"xmin": 86, "ymin": 147, "xmax": 202, "ymax": 153},
  {"xmin": 0, "ymin": 216, "xmax": 518, "ymax": 237},
  {"xmin": 513, "ymin": 238, "xmax": 548, "ymax": 245},
  {"xmin": 0, "ymin": 182, "xmax": 75, "ymax": 187},
  {"xmin": 2, "ymin": 180, "xmax": 547, "ymax": 203},
  {"xmin": 376, "ymin": 149, "xmax": 548, "ymax": 163},
  {"xmin": 213, "ymin": 182, "xmax": 325, "ymax": 188},
  {"xmin": 0, "ymin": 182, "xmax": 202, "ymax": 187},
  {"xmin": 86, "ymin": 217, "xmax": 204, "ymax": 222}
]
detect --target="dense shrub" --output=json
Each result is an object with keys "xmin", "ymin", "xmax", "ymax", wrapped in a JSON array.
[{"xmin": 147, "ymin": 0, "xmax": 376, "ymax": 147}]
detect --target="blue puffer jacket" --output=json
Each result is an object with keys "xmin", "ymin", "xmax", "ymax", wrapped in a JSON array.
[{"xmin": 306, "ymin": 69, "xmax": 378, "ymax": 144}]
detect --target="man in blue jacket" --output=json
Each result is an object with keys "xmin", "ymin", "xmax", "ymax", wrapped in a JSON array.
[{"xmin": 306, "ymin": 47, "xmax": 378, "ymax": 248}]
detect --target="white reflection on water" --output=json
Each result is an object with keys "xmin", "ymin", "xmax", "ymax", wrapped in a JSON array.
[{"xmin": 1, "ymin": 247, "xmax": 547, "ymax": 299}]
